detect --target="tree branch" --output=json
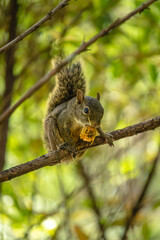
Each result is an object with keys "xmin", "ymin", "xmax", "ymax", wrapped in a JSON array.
[
  {"xmin": 0, "ymin": 0, "xmax": 18, "ymax": 171},
  {"xmin": 78, "ymin": 161, "xmax": 107, "ymax": 240},
  {"xmin": 121, "ymin": 147, "xmax": 160, "ymax": 240},
  {"xmin": 0, "ymin": 0, "xmax": 70, "ymax": 55},
  {"xmin": 0, "ymin": 116, "xmax": 160, "ymax": 183},
  {"xmin": 0, "ymin": 0, "xmax": 157, "ymax": 124}
]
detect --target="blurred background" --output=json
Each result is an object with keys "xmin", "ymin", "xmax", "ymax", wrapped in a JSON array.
[{"xmin": 0, "ymin": 0, "xmax": 160, "ymax": 239}]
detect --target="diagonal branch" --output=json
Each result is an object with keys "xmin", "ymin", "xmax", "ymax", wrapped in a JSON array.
[
  {"xmin": 78, "ymin": 161, "xmax": 107, "ymax": 240},
  {"xmin": 121, "ymin": 147, "xmax": 160, "ymax": 240},
  {"xmin": 0, "ymin": 116, "xmax": 160, "ymax": 183},
  {"xmin": 0, "ymin": 0, "xmax": 70, "ymax": 55},
  {"xmin": 0, "ymin": 0, "xmax": 157, "ymax": 124}
]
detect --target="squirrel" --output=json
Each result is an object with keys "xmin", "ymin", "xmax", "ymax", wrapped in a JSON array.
[{"xmin": 43, "ymin": 61, "xmax": 113, "ymax": 161}]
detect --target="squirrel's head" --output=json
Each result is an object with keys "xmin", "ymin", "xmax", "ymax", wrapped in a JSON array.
[{"xmin": 74, "ymin": 90, "xmax": 104, "ymax": 128}]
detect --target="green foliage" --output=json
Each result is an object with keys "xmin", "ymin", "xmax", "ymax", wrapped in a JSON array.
[{"xmin": 1, "ymin": 0, "xmax": 160, "ymax": 239}]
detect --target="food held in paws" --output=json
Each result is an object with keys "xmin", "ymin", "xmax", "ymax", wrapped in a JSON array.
[{"xmin": 80, "ymin": 125, "xmax": 97, "ymax": 143}]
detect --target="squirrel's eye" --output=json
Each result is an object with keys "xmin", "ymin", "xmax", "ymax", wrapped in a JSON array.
[{"xmin": 83, "ymin": 107, "xmax": 89, "ymax": 114}]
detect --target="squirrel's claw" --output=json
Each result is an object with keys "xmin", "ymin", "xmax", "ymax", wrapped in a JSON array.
[
  {"xmin": 104, "ymin": 133, "xmax": 114, "ymax": 147},
  {"xmin": 59, "ymin": 143, "xmax": 77, "ymax": 158},
  {"xmin": 97, "ymin": 127, "xmax": 114, "ymax": 147}
]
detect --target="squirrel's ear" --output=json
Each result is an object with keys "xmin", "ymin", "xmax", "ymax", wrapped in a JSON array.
[
  {"xmin": 76, "ymin": 90, "xmax": 84, "ymax": 104},
  {"xmin": 97, "ymin": 92, "xmax": 100, "ymax": 102}
]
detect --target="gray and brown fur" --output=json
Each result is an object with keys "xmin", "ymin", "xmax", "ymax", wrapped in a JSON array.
[
  {"xmin": 43, "ymin": 62, "xmax": 86, "ymax": 152},
  {"xmin": 43, "ymin": 61, "xmax": 113, "ymax": 159},
  {"xmin": 45, "ymin": 62, "xmax": 86, "ymax": 117}
]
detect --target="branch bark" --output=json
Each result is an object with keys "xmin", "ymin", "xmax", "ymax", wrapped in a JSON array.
[
  {"xmin": 0, "ymin": 0, "xmax": 158, "ymax": 124},
  {"xmin": 0, "ymin": 116, "xmax": 160, "ymax": 183},
  {"xmin": 0, "ymin": 0, "xmax": 70, "ymax": 55}
]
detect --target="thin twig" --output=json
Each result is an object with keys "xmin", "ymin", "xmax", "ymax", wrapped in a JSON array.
[
  {"xmin": 121, "ymin": 148, "xmax": 160, "ymax": 240},
  {"xmin": 0, "ymin": 0, "xmax": 70, "ymax": 55},
  {"xmin": 0, "ymin": 0, "xmax": 157, "ymax": 124},
  {"xmin": 78, "ymin": 161, "xmax": 107, "ymax": 240},
  {"xmin": 0, "ymin": 115, "xmax": 160, "ymax": 183}
]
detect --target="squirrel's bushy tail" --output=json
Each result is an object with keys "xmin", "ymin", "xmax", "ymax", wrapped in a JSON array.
[{"xmin": 46, "ymin": 61, "xmax": 86, "ymax": 116}]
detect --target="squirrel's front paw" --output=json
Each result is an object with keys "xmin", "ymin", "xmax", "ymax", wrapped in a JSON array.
[
  {"xmin": 59, "ymin": 143, "xmax": 77, "ymax": 158},
  {"xmin": 104, "ymin": 133, "xmax": 114, "ymax": 147}
]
